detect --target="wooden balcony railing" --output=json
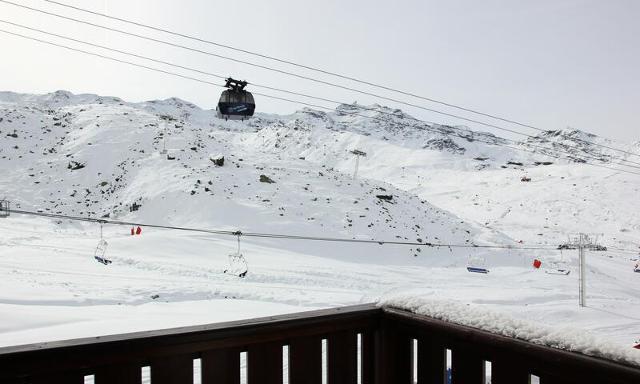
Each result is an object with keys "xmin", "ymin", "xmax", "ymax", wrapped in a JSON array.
[{"xmin": 0, "ymin": 303, "xmax": 639, "ymax": 383}]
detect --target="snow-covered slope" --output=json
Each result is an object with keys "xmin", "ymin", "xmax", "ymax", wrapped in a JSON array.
[
  {"xmin": 0, "ymin": 90, "xmax": 521, "ymax": 265},
  {"xmin": 230, "ymin": 100, "xmax": 640, "ymax": 250},
  {"xmin": 1, "ymin": 91, "xmax": 639, "ymax": 354}
]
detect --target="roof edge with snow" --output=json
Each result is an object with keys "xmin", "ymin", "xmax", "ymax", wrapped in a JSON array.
[{"xmin": 377, "ymin": 294, "xmax": 640, "ymax": 367}]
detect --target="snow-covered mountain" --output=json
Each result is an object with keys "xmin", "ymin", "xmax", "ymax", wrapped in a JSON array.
[
  {"xmin": 1, "ymin": 90, "xmax": 638, "ymax": 255},
  {"xmin": 2, "ymin": 90, "xmax": 640, "ymax": 350},
  {"xmin": 0, "ymin": 90, "xmax": 515, "ymax": 266}
]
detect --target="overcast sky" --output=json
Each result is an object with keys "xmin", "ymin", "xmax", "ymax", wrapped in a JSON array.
[{"xmin": 0, "ymin": 0, "xmax": 637, "ymax": 141}]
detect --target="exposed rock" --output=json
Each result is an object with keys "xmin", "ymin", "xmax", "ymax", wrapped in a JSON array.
[
  {"xmin": 210, "ymin": 154, "xmax": 224, "ymax": 166},
  {"xmin": 423, "ymin": 137, "xmax": 466, "ymax": 154},
  {"xmin": 67, "ymin": 161, "xmax": 85, "ymax": 171},
  {"xmin": 260, "ymin": 174, "xmax": 275, "ymax": 184},
  {"xmin": 129, "ymin": 202, "xmax": 141, "ymax": 212}
]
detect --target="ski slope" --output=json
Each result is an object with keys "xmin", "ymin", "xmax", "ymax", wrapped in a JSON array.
[{"xmin": 1, "ymin": 91, "xmax": 639, "ymax": 356}]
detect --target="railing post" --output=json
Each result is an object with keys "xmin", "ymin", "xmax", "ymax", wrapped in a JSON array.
[
  {"xmin": 417, "ymin": 336, "xmax": 447, "ymax": 384},
  {"xmin": 247, "ymin": 342, "xmax": 283, "ymax": 384},
  {"xmin": 95, "ymin": 363, "xmax": 141, "ymax": 384},
  {"xmin": 201, "ymin": 349, "xmax": 240, "ymax": 384},
  {"xmin": 289, "ymin": 336, "xmax": 322, "ymax": 384},
  {"xmin": 328, "ymin": 331, "xmax": 358, "ymax": 384},
  {"xmin": 150, "ymin": 354, "xmax": 193, "ymax": 384},
  {"xmin": 451, "ymin": 346, "xmax": 484, "ymax": 384},
  {"xmin": 375, "ymin": 317, "xmax": 412, "ymax": 384},
  {"xmin": 31, "ymin": 372, "xmax": 85, "ymax": 384},
  {"xmin": 361, "ymin": 331, "xmax": 376, "ymax": 384},
  {"xmin": 491, "ymin": 358, "xmax": 530, "ymax": 384}
]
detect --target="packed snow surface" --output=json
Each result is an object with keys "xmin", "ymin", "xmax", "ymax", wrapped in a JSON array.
[{"xmin": 1, "ymin": 91, "xmax": 639, "ymax": 360}]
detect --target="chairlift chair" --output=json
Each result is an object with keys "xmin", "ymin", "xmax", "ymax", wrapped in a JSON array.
[
  {"xmin": 545, "ymin": 266, "xmax": 570, "ymax": 275},
  {"xmin": 94, "ymin": 222, "xmax": 112, "ymax": 265},
  {"xmin": 94, "ymin": 239, "xmax": 111, "ymax": 265},
  {"xmin": 545, "ymin": 250, "xmax": 570, "ymax": 275},
  {"xmin": 466, "ymin": 254, "xmax": 489, "ymax": 274},
  {"xmin": 225, "ymin": 253, "xmax": 248, "ymax": 278},
  {"xmin": 224, "ymin": 231, "xmax": 248, "ymax": 278},
  {"xmin": 216, "ymin": 78, "xmax": 255, "ymax": 121},
  {"xmin": 545, "ymin": 262, "xmax": 570, "ymax": 275}
]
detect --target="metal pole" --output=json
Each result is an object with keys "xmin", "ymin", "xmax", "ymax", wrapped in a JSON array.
[
  {"xmin": 163, "ymin": 123, "xmax": 167, "ymax": 153},
  {"xmin": 579, "ymin": 233, "xmax": 586, "ymax": 307},
  {"xmin": 353, "ymin": 155, "xmax": 360, "ymax": 180}
]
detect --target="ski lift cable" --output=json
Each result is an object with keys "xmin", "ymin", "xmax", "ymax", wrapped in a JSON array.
[
  {"xmin": 605, "ymin": 248, "xmax": 640, "ymax": 255},
  {"xmin": 3, "ymin": 1, "xmax": 639, "ymax": 164},
  {"xmin": 0, "ymin": 1, "xmax": 549, "ymax": 141},
  {"xmin": 9, "ymin": 208, "xmax": 570, "ymax": 251},
  {"xmin": 36, "ymin": 0, "xmax": 640, "ymax": 160},
  {"xmin": 1, "ymin": 31, "xmax": 639, "ymax": 176},
  {"xmin": 0, "ymin": 30, "xmax": 638, "ymax": 178},
  {"xmin": 1, "ymin": 31, "xmax": 638, "ymax": 177},
  {"xmin": 3, "ymin": 20, "xmax": 640, "ymax": 172}
]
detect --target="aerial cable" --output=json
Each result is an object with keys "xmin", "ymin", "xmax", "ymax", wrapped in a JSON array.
[
  {"xmin": 3, "ymin": 0, "xmax": 639, "ymax": 163},
  {"xmin": 0, "ymin": 29, "xmax": 328, "ymax": 109},
  {"xmin": 38, "ymin": 0, "xmax": 640, "ymax": 160},
  {"xmin": 1, "ymin": 28, "xmax": 639, "ymax": 177},
  {"xmin": 1, "ymin": 24, "xmax": 639, "ymax": 173},
  {"xmin": 8, "ymin": 208, "xmax": 639, "ymax": 254},
  {"xmin": 9, "ymin": 208, "xmax": 564, "ymax": 251}
]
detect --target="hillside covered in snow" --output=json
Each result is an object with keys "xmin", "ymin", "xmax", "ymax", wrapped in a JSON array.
[{"xmin": 1, "ymin": 91, "xmax": 639, "ymax": 352}]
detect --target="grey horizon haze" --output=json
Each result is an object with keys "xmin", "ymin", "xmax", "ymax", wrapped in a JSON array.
[{"xmin": 0, "ymin": 0, "xmax": 638, "ymax": 141}]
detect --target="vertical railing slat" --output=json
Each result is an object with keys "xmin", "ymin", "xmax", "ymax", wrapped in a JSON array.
[
  {"xmin": 451, "ymin": 347, "xmax": 484, "ymax": 384},
  {"xmin": 417, "ymin": 337, "xmax": 446, "ymax": 384},
  {"xmin": 201, "ymin": 349, "xmax": 240, "ymax": 384},
  {"xmin": 247, "ymin": 342, "xmax": 283, "ymax": 384},
  {"xmin": 328, "ymin": 330, "xmax": 358, "ymax": 384},
  {"xmin": 289, "ymin": 336, "xmax": 322, "ymax": 384},
  {"xmin": 151, "ymin": 354, "xmax": 194, "ymax": 384},
  {"xmin": 95, "ymin": 363, "xmax": 141, "ymax": 384}
]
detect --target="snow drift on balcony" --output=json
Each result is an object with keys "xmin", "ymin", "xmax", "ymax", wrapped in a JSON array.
[{"xmin": 378, "ymin": 293, "xmax": 640, "ymax": 366}]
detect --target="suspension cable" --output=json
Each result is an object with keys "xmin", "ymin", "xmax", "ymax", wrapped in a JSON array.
[
  {"xmin": 37, "ymin": 0, "xmax": 640, "ymax": 159},
  {"xmin": 1, "ymin": 28, "xmax": 639, "ymax": 176}
]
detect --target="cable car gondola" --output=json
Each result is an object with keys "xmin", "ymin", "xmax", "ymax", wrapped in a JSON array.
[{"xmin": 216, "ymin": 78, "xmax": 255, "ymax": 120}]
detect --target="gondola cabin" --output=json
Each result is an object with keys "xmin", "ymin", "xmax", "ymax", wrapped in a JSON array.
[{"xmin": 216, "ymin": 78, "xmax": 255, "ymax": 120}]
